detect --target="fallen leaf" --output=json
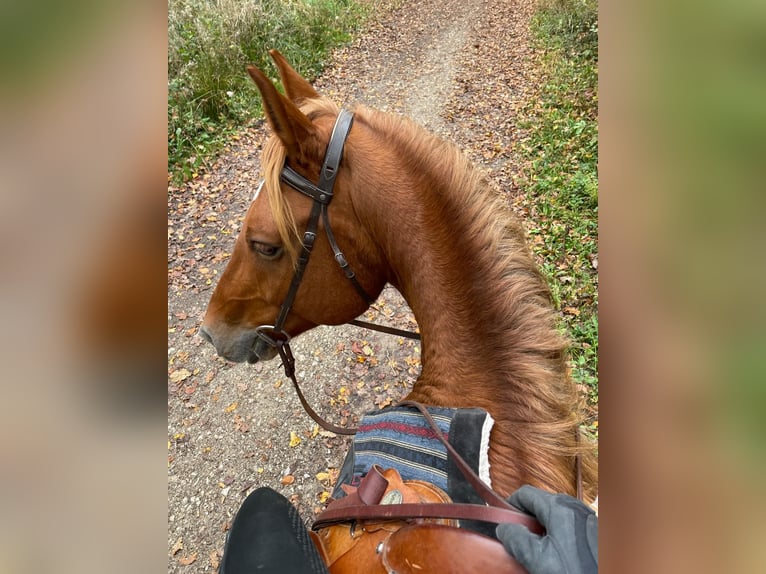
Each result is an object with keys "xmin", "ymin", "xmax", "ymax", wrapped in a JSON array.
[
  {"xmin": 318, "ymin": 491, "xmax": 331, "ymax": 503},
  {"xmin": 362, "ymin": 344, "xmax": 373, "ymax": 356},
  {"xmin": 289, "ymin": 431, "xmax": 301, "ymax": 447},
  {"xmin": 210, "ymin": 550, "xmax": 220, "ymax": 570},
  {"xmin": 170, "ymin": 369, "xmax": 191, "ymax": 384},
  {"xmin": 281, "ymin": 474, "xmax": 295, "ymax": 485},
  {"xmin": 178, "ymin": 553, "xmax": 197, "ymax": 566},
  {"xmin": 563, "ymin": 307, "xmax": 580, "ymax": 316},
  {"xmin": 171, "ymin": 538, "xmax": 183, "ymax": 556},
  {"xmin": 225, "ymin": 402, "xmax": 238, "ymax": 413},
  {"xmin": 234, "ymin": 414, "xmax": 250, "ymax": 433},
  {"xmin": 315, "ymin": 472, "xmax": 331, "ymax": 482}
]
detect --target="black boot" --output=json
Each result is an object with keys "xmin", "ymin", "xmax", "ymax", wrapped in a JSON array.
[{"xmin": 221, "ymin": 487, "xmax": 329, "ymax": 574}]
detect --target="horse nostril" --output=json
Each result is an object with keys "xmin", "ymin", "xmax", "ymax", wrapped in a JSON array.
[{"xmin": 198, "ymin": 325, "xmax": 213, "ymax": 344}]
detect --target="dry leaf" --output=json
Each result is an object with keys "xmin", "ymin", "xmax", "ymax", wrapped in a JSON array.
[
  {"xmin": 224, "ymin": 402, "xmax": 238, "ymax": 413},
  {"xmin": 281, "ymin": 474, "xmax": 295, "ymax": 485},
  {"xmin": 170, "ymin": 369, "xmax": 191, "ymax": 384},
  {"xmin": 315, "ymin": 472, "xmax": 331, "ymax": 482},
  {"xmin": 178, "ymin": 553, "xmax": 197, "ymax": 566},
  {"xmin": 234, "ymin": 414, "xmax": 250, "ymax": 433},
  {"xmin": 210, "ymin": 550, "xmax": 221, "ymax": 570},
  {"xmin": 171, "ymin": 538, "xmax": 183, "ymax": 556},
  {"xmin": 289, "ymin": 431, "xmax": 301, "ymax": 447},
  {"xmin": 318, "ymin": 491, "xmax": 331, "ymax": 503}
]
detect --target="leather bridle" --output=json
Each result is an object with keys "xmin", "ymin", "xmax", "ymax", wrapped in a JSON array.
[{"xmin": 252, "ymin": 109, "xmax": 416, "ymax": 435}]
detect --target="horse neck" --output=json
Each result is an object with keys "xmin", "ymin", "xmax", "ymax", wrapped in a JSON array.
[
  {"xmin": 351, "ymin": 122, "xmax": 561, "ymax": 395},
  {"xmin": 348, "ymin": 114, "xmax": 585, "ymax": 496}
]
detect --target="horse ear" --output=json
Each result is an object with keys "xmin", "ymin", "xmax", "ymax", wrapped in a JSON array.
[
  {"xmin": 247, "ymin": 65, "xmax": 315, "ymax": 160},
  {"xmin": 269, "ymin": 49, "xmax": 320, "ymax": 103}
]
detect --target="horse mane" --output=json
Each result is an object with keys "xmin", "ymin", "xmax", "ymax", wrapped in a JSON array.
[
  {"xmin": 260, "ymin": 97, "xmax": 597, "ymax": 498},
  {"xmin": 358, "ymin": 107, "xmax": 596, "ymax": 496}
]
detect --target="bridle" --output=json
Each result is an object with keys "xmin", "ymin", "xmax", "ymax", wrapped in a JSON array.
[{"xmin": 252, "ymin": 109, "xmax": 417, "ymax": 435}]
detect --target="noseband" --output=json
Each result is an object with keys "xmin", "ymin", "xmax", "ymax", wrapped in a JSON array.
[{"xmin": 253, "ymin": 110, "xmax": 415, "ymax": 435}]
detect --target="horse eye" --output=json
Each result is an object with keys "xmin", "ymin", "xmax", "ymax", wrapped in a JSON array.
[{"xmin": 250, "ymin": 241, "xmax": 283, "ymax": 260}]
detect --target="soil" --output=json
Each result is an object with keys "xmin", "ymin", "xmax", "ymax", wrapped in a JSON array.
[{"xmin": 167, "ymin": 0, "xmax": 542, "ymax": 570}]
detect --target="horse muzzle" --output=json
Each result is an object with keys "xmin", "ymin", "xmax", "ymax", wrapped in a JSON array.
[{"xmin": 198, "ymin": 325, "xmax": 279, "ymax": 364}]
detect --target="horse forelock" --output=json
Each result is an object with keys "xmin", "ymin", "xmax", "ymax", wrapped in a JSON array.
[{"xmin": 258, "ymin": 97, "xmax": 341, "ymax": 265}]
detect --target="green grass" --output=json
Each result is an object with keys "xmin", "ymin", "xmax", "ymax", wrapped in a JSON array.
[
  {"xmin": 168, "ymin": 0, "xmax": 374, "ymax": 181},
  {"xmin": 519, "ymin": 0, "xmax": 598, "ymax": 412}
]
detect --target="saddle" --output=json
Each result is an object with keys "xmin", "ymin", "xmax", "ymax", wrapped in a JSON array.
[
  {"xmin": 310, "ymin": 465, "xmax": 534, "ymax": 574},
  {"xmin": 309, "ymin": 402, "xmax": 544, "ymax": 574}
]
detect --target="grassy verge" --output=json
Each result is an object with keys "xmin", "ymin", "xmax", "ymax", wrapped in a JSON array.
[
  {"xmin": 518, "ymin": 0, "xmax": 598, "ymax": 426},
  {"xmin": 168, "ymin": 0, "xmax": 373, "ymax": 181}
]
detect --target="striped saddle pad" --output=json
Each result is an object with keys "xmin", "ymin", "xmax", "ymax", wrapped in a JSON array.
[{"xmin": 333, "ymin": 404, "xmax": 494, "ymax": 507}]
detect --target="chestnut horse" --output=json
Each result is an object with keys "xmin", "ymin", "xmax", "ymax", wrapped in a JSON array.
[{"xmin": 201, "ymin": 51, "xmax": 597, "ymax": 502}]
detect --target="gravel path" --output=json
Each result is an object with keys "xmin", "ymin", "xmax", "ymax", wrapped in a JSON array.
[{"xmin": 168, "ymin": 0, "xmax": 541, "ymax": 570}]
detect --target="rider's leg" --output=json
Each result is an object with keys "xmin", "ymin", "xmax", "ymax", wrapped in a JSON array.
[{"xmin": 221, "ymin": 487, "xmax": 329, "ymax": 574}]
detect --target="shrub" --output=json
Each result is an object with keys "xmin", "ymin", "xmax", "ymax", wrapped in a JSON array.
[{"xmin": 168, "ymin": 0, "xmax": 370, "ymax": 179}]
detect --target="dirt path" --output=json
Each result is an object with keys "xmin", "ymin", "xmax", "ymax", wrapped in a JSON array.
[{"xmin": 168, "ymin": 0, "xmax": 540, "ymax": 570}]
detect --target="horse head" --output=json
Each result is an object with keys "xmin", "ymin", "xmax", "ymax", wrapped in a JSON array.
[{"xmin": 200, "ymin": 51, "xmax": 387, "ymax": 364}]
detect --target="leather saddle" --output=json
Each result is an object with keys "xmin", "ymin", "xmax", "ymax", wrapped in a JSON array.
[
  {"xmin": 310, "ymin": 465, "xmax": 534, "ymax": 574},
  {"xmin": 309, "ymin": 401, "xmax": 543, "ymax": 574}
]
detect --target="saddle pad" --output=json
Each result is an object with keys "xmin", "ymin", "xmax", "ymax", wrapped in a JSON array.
[{"xmin": 333, "ymin": 405, "xmax": 494, "ymax": 505}]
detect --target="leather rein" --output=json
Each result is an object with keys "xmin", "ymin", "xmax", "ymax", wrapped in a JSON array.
[{"xmin": 252, "ymin": 109, "xmax": 583, "ymax": 502}]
